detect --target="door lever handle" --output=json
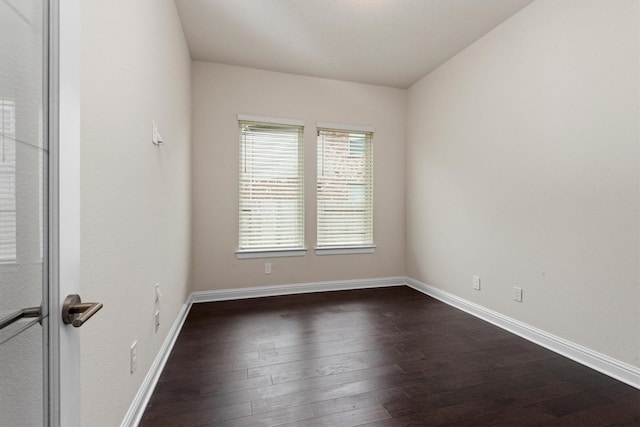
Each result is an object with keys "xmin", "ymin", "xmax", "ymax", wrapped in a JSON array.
[{"xmin": 62, "ymin": 294, "xmax": 103, "ymax": 327}]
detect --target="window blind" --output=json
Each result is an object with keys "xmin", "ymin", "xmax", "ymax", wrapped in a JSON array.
[
  {"xmin": 0, "ymin": 99, "xmax": 16, "ymax": 263},
  {"xmin": 238, "ymin": 120, "xmax": 304, "ymax": 251},
  {"xmin": 317, "ymin": 127, "xmax": 373, "ymax": 247}
]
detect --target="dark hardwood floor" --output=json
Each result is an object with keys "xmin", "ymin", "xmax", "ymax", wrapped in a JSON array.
[{"xmin": 140, "ymin": 286, "xmax": 640, "ymax": 426}]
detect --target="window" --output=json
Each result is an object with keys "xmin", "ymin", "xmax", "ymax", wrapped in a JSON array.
[
  {"xmin": 317, "ymin": 124, "xmax": 374, "ymax": 253},
  {"xmin": 0, "ymin": 98, "xmax": 16, "ymax": 263},
  {"xmin": 237, "ymin": 115, "xmax": 305, "ymax": 257}
]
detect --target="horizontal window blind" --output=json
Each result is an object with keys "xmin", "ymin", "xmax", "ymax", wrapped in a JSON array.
[
  {"xmin": 317, "ymin": 128, "xmax": 373, "ymax": 247},
  {"xmin": 238, "ymin": 120, "xmax": 304, "ymax": 251},
  {"xmin": 0, "ymin": 99, "xmax": 16, "ymax": 263}
]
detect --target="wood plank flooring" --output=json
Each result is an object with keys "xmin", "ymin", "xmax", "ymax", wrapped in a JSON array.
[{"xmin": 140, "ymin": 286, "xmax": 640, "ymax": 426}]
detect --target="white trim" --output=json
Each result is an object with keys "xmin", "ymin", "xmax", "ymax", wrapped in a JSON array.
[
  {"xmin": 53, "ymin": 1, "xmax": 82, "ymax": 426},
  {"xmin": 404, "ymin": 277, "xmax": 640, "ymax": 390},
  {"xmin": 316, "ymin": 121, "xmax": 374, "ymax": 133},
  {"xmin": 315, "ymin": 246, "xmax": 376, "ymax": 255},
  {"xmin": 191, "ymin": 277, "xmax": 405, "ymax": 303},
  {"xmin": 120, "ymin": 297, "xmax": 193, "ymax": 427},
  {"xmin": 48, "ymin": 1, "xmax": 62, "ymax": 424},
  {"xmin": 237, "ymin": 114, "xmax": 305, "ymax": 127},
  {"xmin": 236, "ymin": 248, "xmax": 307, "ymax": 259}
]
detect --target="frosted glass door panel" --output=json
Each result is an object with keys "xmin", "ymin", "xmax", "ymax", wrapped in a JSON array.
[
  {"xmin": 0, "ymin": 0, "xmax": 48, "ymax": 425},
  {"xmin": 0, "ymin": 143, "xmax": 47, "ymax": 322},
  {"xmin": 0, "ymin": 0, "xmax": 47, "ymax": 316},
  {"xmin": 0, "ymin": 323, "xmax": 44, "ymax": 427}
]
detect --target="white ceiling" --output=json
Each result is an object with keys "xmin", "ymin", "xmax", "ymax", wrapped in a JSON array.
[{"xmin": 175, "ymin": 0, "xmax": 534, "ymax": 89}]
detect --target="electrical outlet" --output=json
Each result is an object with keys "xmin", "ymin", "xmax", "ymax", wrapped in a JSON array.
[
  {"xmin": 265, "ymin": 262, "xmax": 272, "ymax": 275},
  {"xmin": 130, "ymin": 341, "xmax": 138, "ymax": 373},
  {"xmin": 513, "ymin": 286, "xmax": 523, "ymax": 302},
  {"xmin": 472, "ymin": 275, "xmax": 481, "ymax": 290}
]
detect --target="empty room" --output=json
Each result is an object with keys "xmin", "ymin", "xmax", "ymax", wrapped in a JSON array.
[{"xmin": 1, "ymin": 0, "xmax": 638, "ymax": 426}]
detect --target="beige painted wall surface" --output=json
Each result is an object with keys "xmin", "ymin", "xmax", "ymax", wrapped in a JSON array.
[
  {"xmin": 191, "ymin": 62, "xmax": 406, "ymax": 291},
  {"xmin": 80, "ymin": 0, "xmax": 191, "ymax": 425},
  {"xmin": 406, "ymin": 0, "xmax": 640, "ymax": 366}
]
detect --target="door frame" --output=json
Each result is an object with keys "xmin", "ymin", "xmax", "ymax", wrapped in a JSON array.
[{"xmin": 48, "ymin": 0, "xmax": 81, "ymax": 425}]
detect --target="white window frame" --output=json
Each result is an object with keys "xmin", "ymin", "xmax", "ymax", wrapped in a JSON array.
[
  {"xmin": 236, "ymin": 114, "xmax": 307, "ymax": 259},
  {"xmin": 315, "ymin": 122, "xmax": 375, "ymax": 256}
]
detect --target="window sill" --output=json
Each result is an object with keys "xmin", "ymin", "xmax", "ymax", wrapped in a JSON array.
[
  {"xmin": 314, "ymin": 246, "xmax": 376, "ymax": 256},
  {"xmin": 236, "ymin": 248, "xmax": 307, "ymax": 259}
]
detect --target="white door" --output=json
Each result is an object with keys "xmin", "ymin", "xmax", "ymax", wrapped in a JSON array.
[{"xmin": 1, "ymin": 1, "xmax": 84, "ymax": 425}]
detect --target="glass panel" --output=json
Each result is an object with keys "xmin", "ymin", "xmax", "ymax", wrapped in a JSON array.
[
  {"xmin": 0, "ymin": 0, "xmax": 48, "ymax": 426},
  {"xmin": 0, "ymin": 323, "xmax": 44, "ymax": 427},
  {"xmin": 0, "ymin": 0, "xmax": 45, "ymax": 150},
  {"xmin": 0, "ymin": 0, "xmax": 47, "ymax": 313},
  {"xmin": 0, "ymin": 144, "xmax": 47, "ymax": 321}
]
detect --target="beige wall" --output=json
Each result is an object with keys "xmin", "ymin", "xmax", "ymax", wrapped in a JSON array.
[
  {"xmin": 406, "ymin": 0, "xmax": 640, "ymax": 367},
  {"xmin": 79, "ymin": 0, "xmax": 192, "ymax": 425},
  {"xmin": 191, "ymin": 62, "xmax": 406, "ymax": 291}
]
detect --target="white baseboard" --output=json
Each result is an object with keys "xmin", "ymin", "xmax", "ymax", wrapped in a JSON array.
[
  {"xmin": 191, "ymin": 276, "xmax": 406, "ymax": 303},
  {"xmin": 405, "ymin": 277, "xmax": 640, "ymax": 390},
  {"xmin": 120, "ymin": 296, "xmax": 193, "ymax": 427}
]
